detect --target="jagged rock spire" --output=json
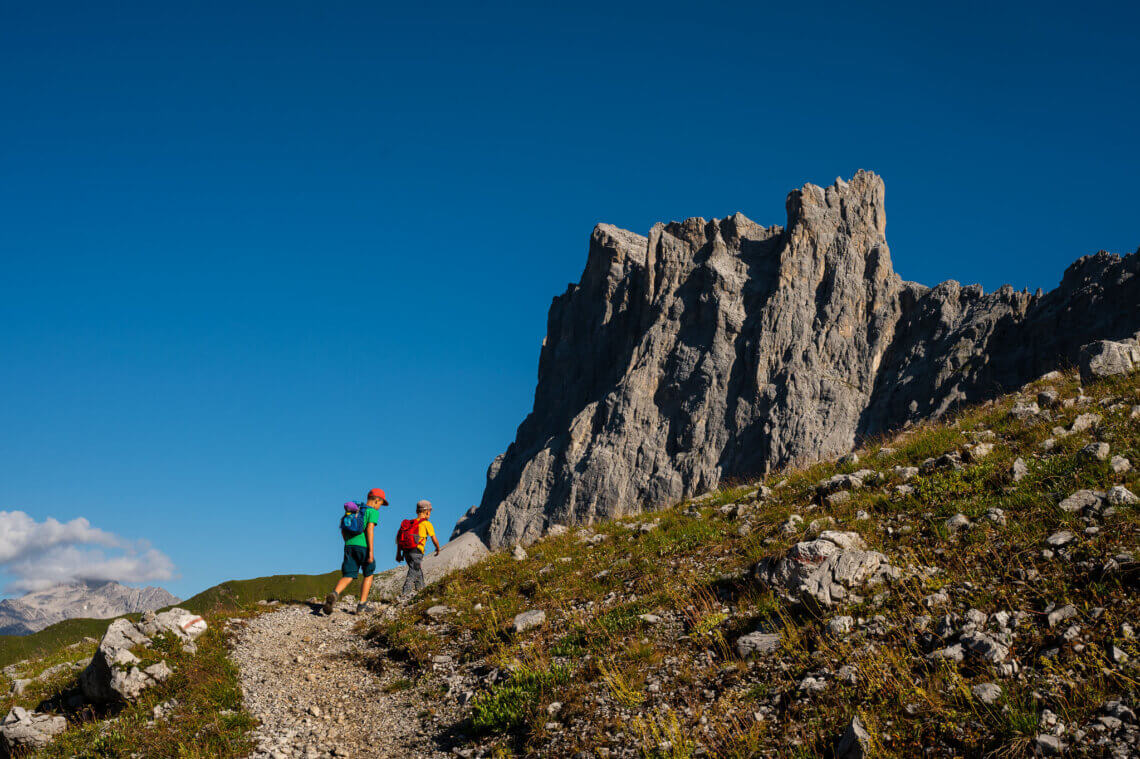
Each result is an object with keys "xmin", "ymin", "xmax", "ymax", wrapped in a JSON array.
[{"xmin": 454, "ymin": 171, "xmax": 1140, "ymax": 548}]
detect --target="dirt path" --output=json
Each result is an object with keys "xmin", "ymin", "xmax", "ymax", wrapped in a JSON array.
[{"xmin": 230, "ymin": 600, "xmax": 454, "ymax": 759}]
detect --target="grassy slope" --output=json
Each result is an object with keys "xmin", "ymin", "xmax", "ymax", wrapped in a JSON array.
[
  {"xmin": 4, "ymin": 368, "xmax": 1137, "ymax": 758},
  {"xmin": 0, "ymin": 570, "xmax": 341, "ymax": 670},
  {"xmin": 368, "ymin": 368, "xmax": 1140, "ymax": 758}
]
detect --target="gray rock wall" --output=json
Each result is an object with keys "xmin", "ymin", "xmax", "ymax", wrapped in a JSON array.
[{"xmin": 455, "ymin": 171, "xmax": 1140, "ymax": 548}]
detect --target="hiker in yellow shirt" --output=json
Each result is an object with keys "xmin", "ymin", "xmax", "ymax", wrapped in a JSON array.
[{"xmin": 398, "ymin": 499, "xmax": 440, "ymax": 597}]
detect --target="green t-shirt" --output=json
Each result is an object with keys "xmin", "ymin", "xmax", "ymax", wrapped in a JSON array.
[{"xmin": 345, "ymin": 507, "xmax": 379, "ymax": 548}]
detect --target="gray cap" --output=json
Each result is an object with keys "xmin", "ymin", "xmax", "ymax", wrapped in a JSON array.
[{"xmin": 416, "ymin": 499, "xmax": 432, "ymax": 512}]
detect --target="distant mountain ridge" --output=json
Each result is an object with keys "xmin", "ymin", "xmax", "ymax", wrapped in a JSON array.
[{"xmin": 0, "ymin": 581, "xmax": 179, "ymax": 636}]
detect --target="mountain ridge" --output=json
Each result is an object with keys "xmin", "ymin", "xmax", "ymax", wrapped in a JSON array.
[
  {"xmin": 454, "ymin": 170, "xmax": 1140, "ymax": 548},
  {"xmin": 0, "ymin": 581, "xmax": 179, "ymax": 636}
]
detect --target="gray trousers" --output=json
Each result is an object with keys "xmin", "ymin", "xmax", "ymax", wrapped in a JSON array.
[{"xmin": 401, "ymin": 550, "xmax": 425, "ymax": 595}]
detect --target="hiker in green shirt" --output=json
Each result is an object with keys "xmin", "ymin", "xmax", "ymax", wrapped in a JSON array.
[{"xmin": 323, "ymin": 487, "xmax": 388, "ymax": 615}]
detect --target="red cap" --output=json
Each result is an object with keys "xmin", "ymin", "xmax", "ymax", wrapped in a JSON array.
[{"xmin": 367, "ymin": 488, "xmax": 389, "ymax": 505}]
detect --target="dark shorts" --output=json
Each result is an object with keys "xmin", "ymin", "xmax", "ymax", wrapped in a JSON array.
[{"xmin": 341, "ymin": 545, "xmax": 376, "ymax": 578}]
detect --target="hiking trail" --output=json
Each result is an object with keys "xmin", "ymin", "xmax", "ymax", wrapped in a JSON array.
[{"xmin": 231, "ymin": 600, "xmax": 454, "ymax": 759}]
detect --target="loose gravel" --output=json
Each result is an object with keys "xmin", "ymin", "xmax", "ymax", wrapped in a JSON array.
[{"xmin": 230, "ymin": 602, "xmax": 451, "ymax": 759}]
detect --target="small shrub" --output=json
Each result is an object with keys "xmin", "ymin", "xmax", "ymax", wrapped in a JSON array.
[{"xmin": 470, "ymin": 664, "xmax": 571, "ymax": 733}]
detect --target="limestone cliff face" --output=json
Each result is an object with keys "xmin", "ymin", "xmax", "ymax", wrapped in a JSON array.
[{"xmin": 454, "ymin": 171, "xmax": 1140, "ymax": 548}]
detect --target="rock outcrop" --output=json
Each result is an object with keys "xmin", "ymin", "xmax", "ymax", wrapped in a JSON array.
[
  {"xmin": 455, "ymin": 170, "xmax": 1140, "ymax": 548},
  {"xmin": 0, "ymin": 707, "xmax": 67, "ymax": 754},
  {"xmin": 79, "ymin": 608, "xmax": 206, "ymax": 703},
  {"xmin": 753, "ymin": 530, "xmax": 899, "ymax": 607}
]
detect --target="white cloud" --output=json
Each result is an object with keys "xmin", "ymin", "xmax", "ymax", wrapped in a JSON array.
[{"xmin": 0, "ymin": 511, "xmax": 176, "ymax": 594}]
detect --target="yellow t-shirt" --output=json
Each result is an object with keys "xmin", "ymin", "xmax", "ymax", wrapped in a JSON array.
[{"xmin": 415, "ymin": 519, "xmax": 435, "ymax": 551}]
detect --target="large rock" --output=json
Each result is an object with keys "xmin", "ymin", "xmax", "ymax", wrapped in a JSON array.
[
  {"xmin": 78, "ymin": 612, "xmax": 193, "ymax": 703},
  {"xmin": 454, "ymin": 171, "xmax": 1140, "ymax": 548},
  {"xmin": 752, "ymin": 531, "xmax": 899, "ymax": 607},
  {"xmin": 369, "ymin": 532, "xmax": 490, "ymax": 600},
  {"xmin": 0, "ymin": 706, "xmax": 68, "ymax": 753},
  {"xmin": 1080, "ymin": 338, "xmax": 1140, "ymax": 382}
]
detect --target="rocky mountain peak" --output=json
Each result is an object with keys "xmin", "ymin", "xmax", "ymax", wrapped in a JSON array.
[
  {"xmin": 0, "ymin": 581, "xmax": 180, "ymax": 636},
  {"xmin": 454, "ymin": 171, "xmax": 1139, "ymax": 549}
]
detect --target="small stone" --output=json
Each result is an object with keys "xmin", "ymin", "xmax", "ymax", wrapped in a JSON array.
[
  {"xmin": 1037, "ymin": 390, "xmax": 1059, "ymax": 408},
  {"xmin": 1107, "ymin": 485, "xmax": 1138, "ymax": 506},
  {"xmin": 1045, "ymin": 530, "xmax": 1075, "ymax": 547},
  {"xmin": 894, "ymin": 466, "xmax": 918, "ymax": 481},
  {"xmin": 512, "ymin": 544, "xmax": 528, "ymax": 561},
  {"xmin": 1047, "ymin": 604, "xmax": 1078, "ymax": 628},
  {"xmin": 797, "ymin": 674, "xmax": 827, "ymax": 693},
  {"xmin": 736, "ymin": 631, "xmax": 782, "ymax": 657},
  {"xmin": 923, "ymin": 591, "xmax": 950, "ymax": 608},
  {"xmin": 826, "ymin": 491, "xmax": 851, "ymax": 506},
  {"xmin": 425, "ymin": 605, "xmax": 453, "ymax": 619},
  {"xmin": 308, "ymin": 705, "xmax": 321, "ymax": 718},
  {"xmin": 964, "ymin": 442, "xmax": 993, "ymax": 462},
  {"xmin": 828, "ymin": 616, "xmax": 854, "ymax": 635},
  {"xmin": 512, "ymin": 609, "xmax": 546, "ymax": 633},
  {"xmin": 930, "ymin": 644, "xmax": 965, "ymax": 663},
  {"xmin": 1033, "ymin": 734, "xmax": 1065, "ymax": 756},
  {"xmin": 960, "ymin": 631, "xmax": 1010, "ymax": 663},
  {"xmin": 638, "ymin": 614, "xmax": 663, "ymax": 624},
  {"xmin": 1058, "ymin": 489, "xmax": 1103, "ymax": 513},
  {"xmin": 985, "ymin": 507, "xmax": 1007, "ymax": 526},
  {"xmin": 1110, "ymin": 455, "xmax": 1131, "ymax": 473},
  {"xmin": 1011, "ymin": 402, "xmax": 1040, "ymax": 420},
  {"xmin": 1081, "ymin": 442, "xmax": 1110, "ymax": 461},
  {"xmin": 1069, "ymin": 413, "xmax": 1102, "ymax": 434},
  {"xmin": 944, "ymin": 514, "xmax": 971, "ymax": 533},
  {"xmin": 1010, "ymin": 458, "xmax": 1029, "ymax": 482},
  {"xmin": 972, "ymin": 683, "xmax": 1002, "ymax": 704}
]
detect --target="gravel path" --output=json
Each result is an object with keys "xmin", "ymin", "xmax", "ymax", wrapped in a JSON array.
[{"xmin": 230, "ymin": 601, "xmax": 454, "ymax": 759}]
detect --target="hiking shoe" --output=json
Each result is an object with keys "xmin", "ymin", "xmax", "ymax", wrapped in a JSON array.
[
  {"xmin": 322, "ymin": 591, "xmax": 338, "ymax": 615},
  {"xmin": 356, "ymin": 603, "xmax": 372, "ymax": 614}
]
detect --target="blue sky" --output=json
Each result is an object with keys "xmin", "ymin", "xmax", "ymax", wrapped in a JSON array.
[{"xmin": 1, "ymin": 1, "xmax": 1137, "ymax": 600}]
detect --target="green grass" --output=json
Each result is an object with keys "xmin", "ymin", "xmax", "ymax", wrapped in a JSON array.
[
  {"xmin": 37, "ymin": 622, "xmax": 257, "ymax": 759},
  {"xmin": 470, "ymin": 662, "xmax": 571, "ymax": 733},
  {"xmin": 365, "ymin": 367, "xmax": 1140, "ymax": 757}
]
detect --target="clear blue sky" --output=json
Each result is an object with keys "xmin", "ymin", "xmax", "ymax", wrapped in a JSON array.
[{"xmin": 2, "ymin": 1, "xmax": 1137, "ymax": 600}]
